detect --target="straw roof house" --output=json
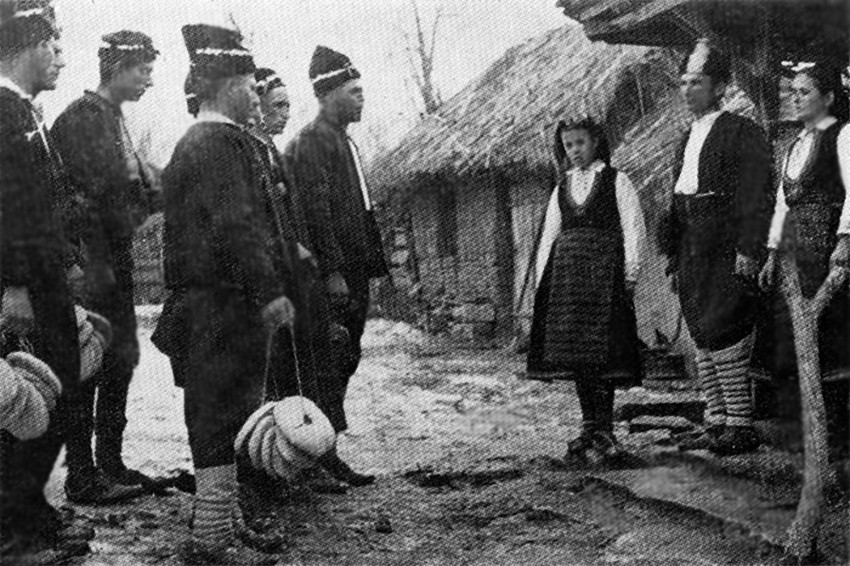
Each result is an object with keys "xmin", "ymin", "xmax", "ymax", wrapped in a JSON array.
[
  {"xmin": 372, "ymin": 24, "xmax": 680, "ymax": 203},
  {"xmin": 369, "ymin": 23, "xmax": 725, "ymax": 345}
]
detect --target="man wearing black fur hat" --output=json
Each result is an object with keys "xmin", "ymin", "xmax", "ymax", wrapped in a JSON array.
[
  {"xmin": 162, "ymin": 23, "xmax": 294, "ymax": 564},
  {"xmin": 52, "ymin": 29, "xmax": 159, "ymax": 504},
  {"xmin": 0, "ymin": 0, "xmax": 94, "ymax": 561},
  {"xmin": 285, "ymin": 45, "xmax": 389, "ymax": 487},
  {"xmin": 660, "ymin": 39, "xmax": 774, "ymax": 455}
]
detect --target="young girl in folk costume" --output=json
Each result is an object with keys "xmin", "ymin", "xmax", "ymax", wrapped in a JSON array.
[
  {"xmin": 526, "ymin": 117, "xmax": 647, "ymax": 461},
  {"xmin": 759, "ymin": 62, "xmax": 850, "ymax": 462}
]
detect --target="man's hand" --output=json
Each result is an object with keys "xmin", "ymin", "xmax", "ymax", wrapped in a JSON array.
[
  {"xmin": 297, "ymin": 243, "xmax": 318, "ymax": 272},
  {"xmin": 326, "ymin": 271, "xmax": 350, "ymax": 310},
  {"xmin": 829, "ymin": 235, "xmax": 850, "ymax": 272},
  {"xmin": 1, "ymin": 287, "xmax": 35, "ymax": 336},
  {"xmin": 758, "ymin": 249, "xmax": 778, "ymax": 292},
  {"xmin": 326, "ymin": 271, "xmax": 349, "ymax": 297},
  {"xmin": 262, "ymin": 295, "xmax": 295, "ymax": 332},
  {"xmin": 296, "ymin": 243, "xmax": 313, "ymax": 262},
  {"xmin": 734, "ymin": 252, "xmax": 759, "ymax": 282}
]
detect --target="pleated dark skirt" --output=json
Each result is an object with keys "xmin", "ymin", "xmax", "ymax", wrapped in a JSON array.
[{"xmin": 525, "ymin": 229, "xmax": 641, "ymax": 386}]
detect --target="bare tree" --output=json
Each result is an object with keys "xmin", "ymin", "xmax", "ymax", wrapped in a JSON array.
[{"xmin": 400, "ymin": 0, "xmax": 444, "ymax": 115}]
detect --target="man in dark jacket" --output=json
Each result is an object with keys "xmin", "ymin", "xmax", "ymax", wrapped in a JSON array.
[
  {"xmin": 661, "ymin": 40, "xmax": 774, "ymax": 455},
  {"xmin": 285, "ymin": 46, "xmax": 389, "ymax": 487},
  {"xmin": 0, "ymin": 0, "xmax": 94, "ymax": 561},
  {"xmin": 163, "ymin": 24, "xmax": 294, "ymax": 565},
  {"xmin": 51, "ymin": 29, "xmax": 159, "ymax": 504}
]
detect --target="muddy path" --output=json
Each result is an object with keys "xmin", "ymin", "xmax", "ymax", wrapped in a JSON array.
[{"xmin": 48, "ymin": 317, "xmax": 788, "ymax": 565}]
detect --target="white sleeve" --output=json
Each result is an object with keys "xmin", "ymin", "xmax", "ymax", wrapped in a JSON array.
[
  {"xmin": 837, "ymin": 124, "xmax": 850, "ymax": 236},
  {"xmin": 535, "ymin": 187, "xmax": 561, "ymax": 286},
  {"xmin": 767, "ymin": 185, "xmax": 788, "ymax": 249},
  {"xmin": 615, "ymin": 172, "xmax": 646, "ymax": 282}
]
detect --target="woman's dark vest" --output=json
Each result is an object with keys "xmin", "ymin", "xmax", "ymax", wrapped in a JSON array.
[
  {"xmin": 559, "ymin": 166, "xmax": 623, "ymax": 240},
  {"xmin": 781, "ymin": 121, "xmax": 844, "ymax": 297}
]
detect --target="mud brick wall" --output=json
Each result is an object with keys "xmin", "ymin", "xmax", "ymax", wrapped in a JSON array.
[
  {"xmin": 454, "ymin": 180, "xmax": 510, "ymax": 338},
  {"xmin": 408, "ymin": 188, "xmax": 460, "ymax": 304},
  {"xmin": 509, "ymin": 179, "xmax": 551, "ymax": 339}
]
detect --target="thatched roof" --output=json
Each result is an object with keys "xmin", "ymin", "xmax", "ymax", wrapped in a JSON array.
[{"xmin": 370, "ymin": 24, "xmax": 681, "ymax": 199}]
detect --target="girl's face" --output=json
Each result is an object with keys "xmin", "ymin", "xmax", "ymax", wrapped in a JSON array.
[
  {"xmin": 791, "ymin": 73, "xmax": 834, "ymax": 125},
  {"xmin": 560, "ymin": 128, "xmax": 597, "ymax": 169}
]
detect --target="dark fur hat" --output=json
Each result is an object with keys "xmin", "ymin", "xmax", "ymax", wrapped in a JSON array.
[
  {"xmin": 309, "ymin": 45, "xmax": 360, "ymax": 97},
  {"xmin": 182, "ymin": 23, "xmax": 255, "ymax": 79},
  {"xmin": 0, "ymin": 0, "xmax": 56, "ymax": 55}
]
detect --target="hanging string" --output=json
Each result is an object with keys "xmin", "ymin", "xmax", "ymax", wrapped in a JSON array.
[{"xmin": 287, "ymin": 326, "xmax": 310, "ymax": 425}]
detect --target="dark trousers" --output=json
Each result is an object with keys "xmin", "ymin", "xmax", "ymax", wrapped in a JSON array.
[
  {"xmin": 311, "ymin": 272, "xmax": 369, "ymax": 433},
  {"xmin": 0, "ymin": 267, "xmax": 80, "ymax": 539},
  {"xmin": 65, "ymin": 240, "xmax": 138, "ymax": 477},
  {"xmin": 182, "ymin": 289, "xmax": 267, "ymax": 469}
]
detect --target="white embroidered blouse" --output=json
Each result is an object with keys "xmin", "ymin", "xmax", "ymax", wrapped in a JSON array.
[{"xmin": 535, "ymin": 160, "xmax": 647, "ymax": 285}]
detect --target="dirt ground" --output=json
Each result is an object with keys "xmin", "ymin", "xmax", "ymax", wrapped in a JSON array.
[{"xmin": 43, "ymin": 315, "xmax": 807, "ymax": 565}]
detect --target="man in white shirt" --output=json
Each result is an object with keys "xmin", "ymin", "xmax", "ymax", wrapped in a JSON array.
[{"xmin": 661, "ymin": 39, "xmax": 774, "ymax": 456}]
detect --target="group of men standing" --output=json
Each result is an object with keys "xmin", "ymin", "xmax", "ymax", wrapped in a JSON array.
[{"xmin": 0, "ymin": 1, "xmax": 387, "ymax": 563}]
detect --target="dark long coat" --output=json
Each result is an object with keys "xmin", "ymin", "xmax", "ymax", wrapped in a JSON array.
[
  {"xmin": 284, "ymin": 114, "xmax": 388, "ymax": 432},
  {"xmin": 0, "ymin": 85, "xmax": 80, "ymax": 532},
  {"xmin": 283, "ymin": 114, "xmax": 388, "ymax": 284},
  {"xmin": 158, "ymin": 120, "xmax": 292, "ymax": 468},
  {"xmin": 660, "ymin": 112, "xmax": 774, "ymax": 351},
  {"xmin": 52, "ymin": 91, "xmax": 160, "ymax": 266},
  {"xmin": 51, "ymin": 91, "xmax": 160, "ymax": 358}
]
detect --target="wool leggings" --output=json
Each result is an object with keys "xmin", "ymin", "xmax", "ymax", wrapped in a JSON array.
[
  {"xmin": 192, "ymin": 464, "xmax": 237, "ymax": 548},
  {"xmin": 696, "ymin": 333, "xmax": 755, "ymax": 428}
]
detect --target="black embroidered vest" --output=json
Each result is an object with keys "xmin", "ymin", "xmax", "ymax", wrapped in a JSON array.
[
  {"xmin": 783, "ymin": 121, "xmax": 844, "ymax": 209},
  {"xmin": 558, "ymin": 166, "xmax": 622, "ymax": 236}
]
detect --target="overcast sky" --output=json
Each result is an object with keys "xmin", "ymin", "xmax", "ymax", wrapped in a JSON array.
[{"xmin": 42, "ymin": 0, "xmax": 565, "ymax": 167}]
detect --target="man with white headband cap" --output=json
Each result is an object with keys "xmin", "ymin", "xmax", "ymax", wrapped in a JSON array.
[
  {"xmin": 660, "ymin": 39, "xmax": 774, "ymax": 455},
  {"xmin": 162, "ymin": 22, "xmax": 292, "ymax": 564},
  {"xmin": 52, "ymin": 29, "xmax": 160, "ymax": 505},
  {"xmin": 285, "ymin": 45, "xmax": 389, "ymax": 488},
  {"xmin": 0, "ymin": 0, "xmax": 95, "ymax": 562}
]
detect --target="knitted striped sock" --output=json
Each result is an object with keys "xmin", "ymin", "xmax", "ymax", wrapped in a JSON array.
[
  {"xmin": 696, "ymin": 349, "xmax": 725, "ymax": 427},
  {"xmin": 192, "ymin": 464, "xmax": 236, "ymax": 549},
  {"xmin": 714, "ymin": 335, "xmax": 755, "ymax": 428}
]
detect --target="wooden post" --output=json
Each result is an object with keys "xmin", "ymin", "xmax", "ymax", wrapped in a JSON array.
[{"xmin": 778, "ymin": 254, "xmax": 846, "ymax": 562}]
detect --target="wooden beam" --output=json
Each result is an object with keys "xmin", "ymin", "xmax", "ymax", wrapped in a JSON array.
[{"xmin": 581, "ymin": 0, "xmax": 651, "ymax": 21}]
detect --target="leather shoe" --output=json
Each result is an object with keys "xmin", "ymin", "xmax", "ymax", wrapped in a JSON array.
[
  {"xmin": 179, "ymin": 540, "xmax": 278, "ymax": 566},
  {"xmin": 673, "ymin": 424, "xmax": 723, "ymax": 444},
  {"xmin": 709, "ymin": 425, "xmax": 760, "ymax": 456},
  {"xmin": 591, "ymin": 430, "xmax": 626, "ymax": 459},
  {"xmin": 565, "ymin": 430, "xmax": 595, "ymax": 458},
  {"xmin": 65, "ymin": 471, "xmax": 145, "ymax": 505},
  {"xmin": 320, "ymin": 453, "xmax": 375, "ymax": 487},
  {"xmin": 9, "ymin": 539, "xmax": 90, "ymax": 566},
  {"xmin": 677, "ymin": 425, "xmax": 724, "ymax": 451},
  {"xmin": 105, "ymin": 467, "xmax": 171, "ymax": 496},
  {"xmin": 43, "ymin": 515, "xmax": 95, "ymax": 544},
  {"xmin": 301, "ymin": 466, "xmax": 348, "ymax": 494},
  {"xmin": 677, "ymin": 431, "xmax": 716, "ymax": 451}
]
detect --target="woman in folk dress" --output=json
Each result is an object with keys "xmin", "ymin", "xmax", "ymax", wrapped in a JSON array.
[
  {"xmin": 759, "ymin": 62, "xmax": 850, "ymax": 462},
  {"xmin": 526, "ymin": 117, "xmax": 647, "ymax": 461}
]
